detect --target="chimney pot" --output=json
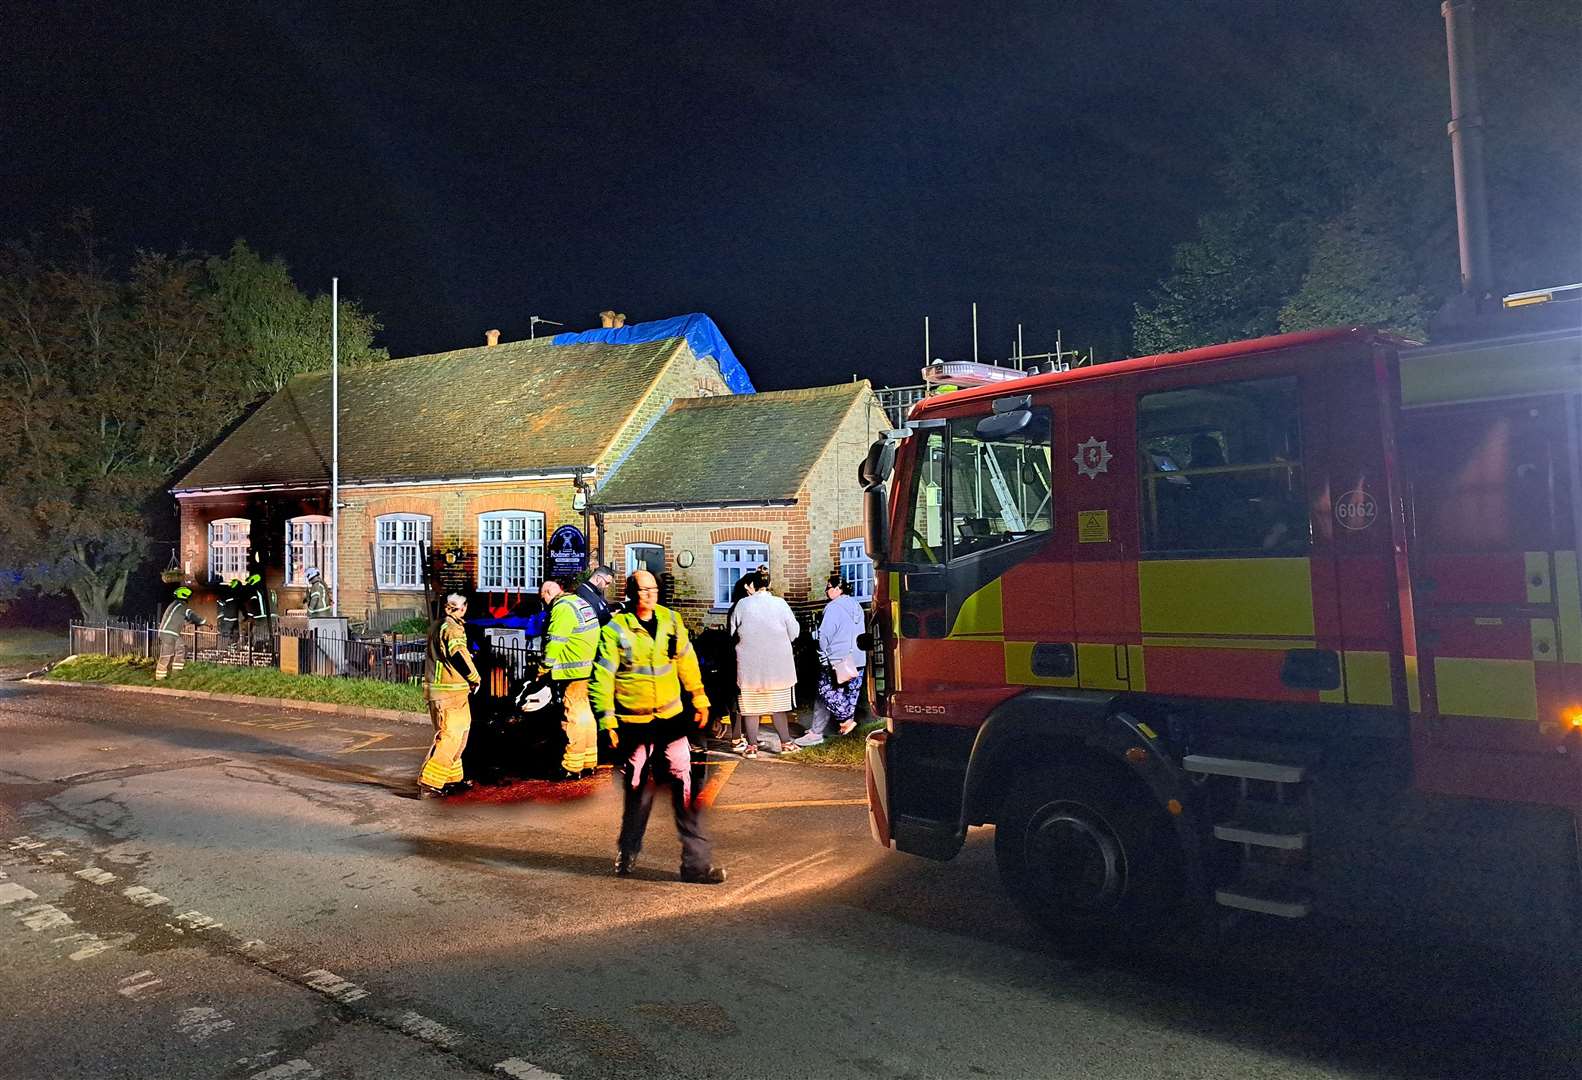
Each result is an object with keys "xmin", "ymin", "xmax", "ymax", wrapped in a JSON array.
[
  {"xmin": 485, "ymin": 328, "xmax": 501, "ymax": 347},
  {"xmin": 612, "ymin": 312, "xmax": 627, "ymax": 328},
  {"xmin": 599, "ymin": 310, "xmax": 616, "ymax": 329}
]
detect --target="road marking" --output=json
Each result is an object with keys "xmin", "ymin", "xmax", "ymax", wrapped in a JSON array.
[
  {"xmin": 495, "ymin": 1058, "xmax": 564, "ymax": 1079},
  {"xmin": 118, "ymin": 970, "xmax": 164, "ymax": 998},
  {"xmin": 694, "ymin": 760, "xmax": 738, "ymax": 809},
  {"xmin": 53, "ymin": 930, "xmax": 134, "ymax": 960},
  {"xmin": 74, "ymin": 865, "xmax": 118, "ymax": 885},
  {"xmin": 176, "ymin": 1005, "xmax": 236, "ymax": 1044},
  {"xmin": 171, "ymin": 910, "xmax": 223, "ymax": 932},
  {"xmin": 236, "ymin": 938, "xmax": 292, "ymax": 964},
  {"xmin": 9, "ymin": 836, "xmax": 47, "ymax": 851},
  {"xmin": 0, "ymin": 882, "xmax": 38, "ymax": 906},
  {"xmin": 398, "ymin": 1009, "xmax": 465, "ymax": 1048},
  {"xmin": 18, "ymin": 903, "xmax": 73, "ymax": 931},
  {"xmin": 730, "ymin": 848, "xmax": 837, "ymax": 899},
  {"xmin": 716, "ymin": 797, "xmax": 868, "ymax": 812},
  {"xmin": 251, "ymin": 1058, "xmax": 320, "ymax": 1079},
  {"xmin": 332, "ymin": 729, "xmax": 396, "ymax": 753},
  {"xmin": 302, "ymin": 968, "xmax": 370, "ymax": 1003},
  {"xmin": 122, "ymin": 885, "xmax": 170, "ymax": 907}
]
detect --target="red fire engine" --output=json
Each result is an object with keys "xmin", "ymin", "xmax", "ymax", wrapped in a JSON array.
[{"xmin": 859, "ymin": 297, "xmax": 1582, "ymax": 951}]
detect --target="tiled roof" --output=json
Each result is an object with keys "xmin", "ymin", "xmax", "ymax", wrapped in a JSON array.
[
  {"xmin": 175, "ymin": 336, "xmax": 687, "ymax": 490},
  {"xmin": 592, "ymin": 383, "xmax": 869, "ymax": 508}
]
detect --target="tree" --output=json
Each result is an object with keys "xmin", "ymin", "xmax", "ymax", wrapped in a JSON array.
[
  {"xmin": 206, "ymin": 240, "xmax": 386, "ymax": 393},
  {"xmin": 0, "ymin": 221, "xmax": 386, "ymax": 623},
  {"xmin": 1133, "ymin": 9, "xmax": 1580, "ymax": 353}
]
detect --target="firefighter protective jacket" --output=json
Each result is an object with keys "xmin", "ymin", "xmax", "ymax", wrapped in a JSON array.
[
  {"xmin": 425, "ymin": 613, "xmax": 481, "ymax": 696},
  {"xmin": 544, "ymin": 594, "xmax": 599, "ymax": 680},
  {"xmin": 589, "ymin": 607, "xmax": 708, "ymax": 730},
  {"xmin": 157, "ymin": 600, "xmax": 203, "ymax": 638}
]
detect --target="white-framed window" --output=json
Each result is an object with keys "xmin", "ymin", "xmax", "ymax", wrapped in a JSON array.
[
  {"xmin": 284, "ymin": 515, "xmax": 334, "ymax": 587},
  {"xmin": 207, "ymin": 518, "xmax": 251, "ymax": 583},
  {"xmin": 625, "ymin": 543, "xmax": 664, "ymax": 577},
  {"xmin": 478, "ymin": 510, "xmax": 544, "ymax": 591},
  {"xmin": 376, "ymin": 514, "xmax": 431, "ymax": 590},
  {"xmin": 840, "ymin": 538, "xmax": 875, "ymax": 602},
  {"xmin": 714, "ymin": 542, "xmax": 769, "ymax": 607}
]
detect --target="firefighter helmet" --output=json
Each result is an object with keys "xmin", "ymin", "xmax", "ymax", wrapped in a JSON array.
[
  {"xmin": 516, "ymin": 672, "xmax": 555, "ymax": 713},
  {"xmin": 173, "ymin": 586, "xmax": 193, "ymax": 600}
]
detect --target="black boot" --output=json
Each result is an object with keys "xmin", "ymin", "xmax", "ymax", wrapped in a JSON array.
[
  {"xmin": 680, "ymin": 865, "xmax": 727, "ymax": 885},
  {"xmin": 614, "ymin": 851, "xmax": 637, "ymax": 877}
]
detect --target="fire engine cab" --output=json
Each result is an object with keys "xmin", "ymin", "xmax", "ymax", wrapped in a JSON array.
[{"xmin": 859, "ymin": 300, "xmax": 1582, "ymax": 951}]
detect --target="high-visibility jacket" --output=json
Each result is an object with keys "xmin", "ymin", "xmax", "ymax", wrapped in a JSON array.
[
  {"xmin": 544, "ymin": 594, "xmax": 599, "ymax": 681},
  {"xmin": 158, "ymin": 600, "xmax": 201, "ymax": 638},
  {"xmin": 304, "ymin": 579, "xmax": 331, "ymax": 617},
  {"xmin": 589, "ymin": 607, "xmax": 708, "ymax": 730}
]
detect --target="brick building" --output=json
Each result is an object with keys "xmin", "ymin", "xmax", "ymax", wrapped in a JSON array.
[
  {"xmin": 591, "ymin": 382, "xmax": 889, "ymax": 626},
  {"xmin": 171, "ymin": 318, "xmax": 741, "ymax": 628}
]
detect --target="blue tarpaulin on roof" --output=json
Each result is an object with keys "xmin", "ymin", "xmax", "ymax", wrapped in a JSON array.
[{"xmin": 552, "ymin": 313, "xmax": 755, "ymax": 395}]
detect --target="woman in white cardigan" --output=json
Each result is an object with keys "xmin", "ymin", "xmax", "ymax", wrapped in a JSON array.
[{"xmin": 728, "ymin": 568, "xmax": 801, "ymax": 756}]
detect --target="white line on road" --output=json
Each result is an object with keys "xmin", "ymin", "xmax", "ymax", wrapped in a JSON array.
[
  {"xmin": 117, "ymin": 970, "xmax": 164, "ymax": 998},
  {"xmin": 122, "ymin": 885, "xmax": 170, "ymax": 907},
  {"xmin": 0, "ymin": 882, "xmax": 38, "ymax": 906},
  {"xmin": 74, "ymin": 865, "xmax": 118, "ymax": 885},
  {"xmin": 397, "ymin": 1009, "xmax": 465, "ymax": 1048},
  {"xmin": 494, "ymin": 1058, "xmax": 564, "ymax": 1080},
  {"xmin": 301, "ymin": 968, "xmax": 370, "ymax": 1003},
  {"xmin": 730, "ymin": 847, "xmax": 837, "ymax": 899},
  {"xmin": 52, "ymin": 930, "xmax": 134, "ymax": 960},
  {"xmin": 176, "ymin": 1005, "xmax": 237, "ymax": 1044},
  {"xmin": 172, "ymin": 910, "xmax": 223, "ymax": 932},
  {"xmin": 17, "ymin": 903, "xmax": 73, "ymax": 931}
]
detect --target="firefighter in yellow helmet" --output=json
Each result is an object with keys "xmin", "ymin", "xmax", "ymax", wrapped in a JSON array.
[
  {"xmin": 590, "ymin": 570, "xmax": 725, "ymax": 883},
  {"xmin": 418, "ymin": 593, "xmax": 482, "ymax": 798},
  {"xmin": 304, "ymin": 566, "xmax": 332, "ymax": 618},
  {"xmin": 539, "ymin": 578, "xmax": 601, "ymax": 779},
  {"xmin": 155, "ymin": 586, "xmax": 205, "ymax": 680}
]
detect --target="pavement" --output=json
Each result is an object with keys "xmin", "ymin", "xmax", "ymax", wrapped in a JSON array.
[{"xmin": 0, "ymin": 678, "xmax": 1576, "ymax": 1079}]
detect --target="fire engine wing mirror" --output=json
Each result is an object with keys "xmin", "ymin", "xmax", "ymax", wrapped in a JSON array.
[
  {"xmin": 975, "ymin": 408, "xmax": 1032, "ymax": 441},
  {"xmin": 864, "ymin": 485, "xmax": 889, "ymax": 567},
  {"xmin": 859, "ymin": 437, "xmax": 897, "ymax": 488}
]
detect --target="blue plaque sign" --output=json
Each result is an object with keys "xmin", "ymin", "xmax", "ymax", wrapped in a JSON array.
[{"xmin": 547, "ymin": 525, "xmax": 588, "ymax": 578}]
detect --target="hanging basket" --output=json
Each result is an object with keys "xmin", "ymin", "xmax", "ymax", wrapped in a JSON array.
[{"xmin": 160, "ymin": 568, "xmax": 184, "ymax": 584}]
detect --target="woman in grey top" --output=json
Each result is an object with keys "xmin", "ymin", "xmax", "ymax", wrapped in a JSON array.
[
  {"xmin": 728, "ymin": 567, "xmax": 800, "ymax": 755},
  {"xmin": 795, "ymin": 575, "xmax": 867, "ymax": 746}
]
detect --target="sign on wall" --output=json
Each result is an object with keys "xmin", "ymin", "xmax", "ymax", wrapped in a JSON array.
[{"xmin": 548, "ymin": 525, "xmax": 589, "ymax": 577}]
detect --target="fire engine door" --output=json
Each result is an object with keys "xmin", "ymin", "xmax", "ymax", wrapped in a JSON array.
[
  {"xmin": 892, "ymin": 408, "xmax": 1055, "ymax": 706},
  {"xmin": 1403, "ymin": 398, "xmax": 1578, "ymax": 751}
]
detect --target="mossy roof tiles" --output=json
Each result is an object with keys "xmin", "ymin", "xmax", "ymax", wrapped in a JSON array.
[
  {"xmin": 592, "ymin": 382, "xmax": 868, "ymax": 508},
  {"xmin": 176, "ymin": 336, "xmax": 686, "ymax": 490}
]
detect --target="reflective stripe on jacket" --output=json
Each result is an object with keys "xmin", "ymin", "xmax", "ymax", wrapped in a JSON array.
[
  {"xmin": 544, "ymin": 594, "xmax": 599, "ymax": 680},
  {"xmin": 158, "ymin": 600, "xmax": 192, "ymax": 638},
  {"xmin": 425, "ymin": 615, "xmax": 479, "ymax": 694},
  {"xmin": 588, "ymin": 607, "xmax": 707, "ymax": 730}
]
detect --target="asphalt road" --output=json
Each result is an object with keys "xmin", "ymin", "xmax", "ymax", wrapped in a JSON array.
[{"xmin": 0, "ymin": 679, "xmax": 1575, "ymax": 1080}]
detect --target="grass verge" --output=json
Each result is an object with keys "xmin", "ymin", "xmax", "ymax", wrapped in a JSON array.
[
  {"xmin": 0, "ymin": 627, "xmax": 68, "ymax": 667},
  {"xmin": 785, "ymin": 719, "xmax": 884, "ymax": 766},
  {"xmin": 46, "ymin": 655, "xmax": 425, "ymax": 713}
]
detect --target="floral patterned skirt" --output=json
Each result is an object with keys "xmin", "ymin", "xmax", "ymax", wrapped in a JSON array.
[{"xmin": 816, "ymin": 668, "xmax": 864, "ymax": 723}]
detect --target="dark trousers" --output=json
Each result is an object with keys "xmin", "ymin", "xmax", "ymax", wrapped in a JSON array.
[{"xmin": 616, "ymin": 717, "xmax": 712, "ymax": 872}]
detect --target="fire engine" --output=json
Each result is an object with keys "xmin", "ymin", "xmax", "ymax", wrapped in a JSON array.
[{"xmin": 858, "ymin": 294, "xmax": 1582, "ymax": 951}]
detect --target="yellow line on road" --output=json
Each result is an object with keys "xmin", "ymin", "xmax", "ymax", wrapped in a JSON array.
[{"xmin": 716, "ymin": 798, "xmax": 868, "ymax": 812}]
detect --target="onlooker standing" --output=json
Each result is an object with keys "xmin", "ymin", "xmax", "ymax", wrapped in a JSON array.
[
  {"xmin": 795, "ymin": 575, "xmax": 867, "ymax": 746},
  {"xmin": 720, "ymin": 570, "xmax": 758, "ymax": 753},
  {"xmin": 418, "ymin": 593, "xmax": 482, "ymax": 798},
  {"xmin": 728, "ymin": 567, "xmax": 800, "ymax": 755},
  {"xmin": 577, "ymin": 564, "xmax": 617, "ymax": 626}
]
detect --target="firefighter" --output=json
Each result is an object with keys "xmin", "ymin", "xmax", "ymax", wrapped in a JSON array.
[
  {"xmin": 590, "ymin": 569, "xmax": 725, "ymax": 883},
  {"xmin": 539, "ymin": 579, "xmax": 600, "ymax": 779},
  {"xmin": 576, "ymin": 564, "xmax": 617, "ymax": 626},
  {"xmin": 418, "ymin": 592, "xmax": 482, "ymax": 798},
  {"xmin": 155, "ymin": 586, "xmax": 205, "ymax": 680},
  {"xmin": 304, "ymin": 566, "xmax": 332, "ymax": 618},
  {"xmin": 216, "ymin": 578, "xmax": 241, "ymax": 645},
  {"xmin": 241, "ymin": 572, "xmax": 271, "ymax": 650}
]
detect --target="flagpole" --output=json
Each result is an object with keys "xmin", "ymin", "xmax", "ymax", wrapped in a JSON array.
[{"xmin": 331, "ymin": 277, "xmax": 340, "ymax": 618}]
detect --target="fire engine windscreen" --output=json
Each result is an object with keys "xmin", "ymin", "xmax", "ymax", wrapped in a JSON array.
[
  {"xmin": 903, "ymin": 409, "xmax": 1053, "ymax": 563},
  {"xmin": 1138, "ymin": 376, "xmax": 1306, "ymax": 556}
]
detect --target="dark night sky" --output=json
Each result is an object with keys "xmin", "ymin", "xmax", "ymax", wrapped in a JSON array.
[{"xmin": 4, "ymin": 1, "xmax": 1444, "ymax": 390}]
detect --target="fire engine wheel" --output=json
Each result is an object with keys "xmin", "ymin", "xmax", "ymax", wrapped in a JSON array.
[{"xmin": 995, "ymin": 761, "xmax": 1183, "ymax": 947}]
